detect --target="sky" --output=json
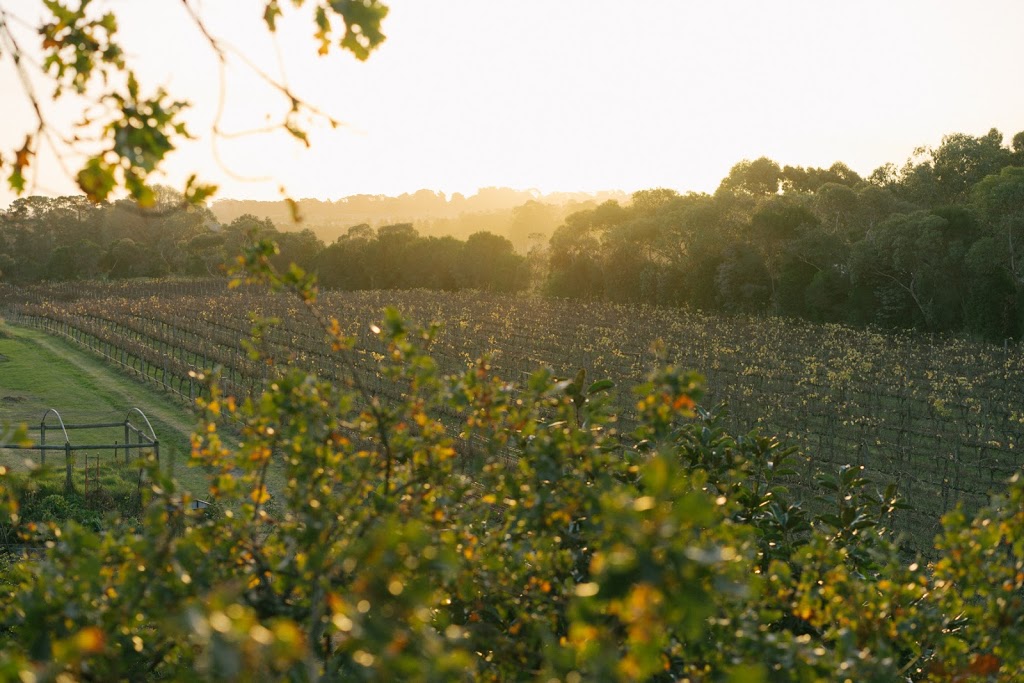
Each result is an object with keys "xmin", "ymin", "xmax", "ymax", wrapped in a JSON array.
[{"xmin": 2, "ymin": 0, "xmax": 1024, "ymax": 208}]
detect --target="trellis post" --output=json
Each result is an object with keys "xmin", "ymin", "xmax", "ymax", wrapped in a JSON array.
[{"xmin": 64, "ymin": 441, "xmax": 73, "ymax": 492}]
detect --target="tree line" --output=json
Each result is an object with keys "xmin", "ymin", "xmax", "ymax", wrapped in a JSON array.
[
  {"xmin": 0, "ymin": 190, "xmax": 530, "ymax": 293},
  {"xmin": 3, "ymin": 126, "xmax": 1024, "ymax": 339},
  {"xmin": 547, "ymin": 128, "xmax": 1024, "ymax": 341},
  {"xmin": 211, "ymin": 188, "xmax": 624, "ymax": 246}
]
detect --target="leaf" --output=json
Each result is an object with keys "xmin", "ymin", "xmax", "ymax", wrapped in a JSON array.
[
  {"xmin": 968, "ymin": 653, "xmax": 1001, "ymax": 675},
  {"xmin": 587, "ymin": 379, "xmax": 615, "ymax": 395},
  {"xmin": 383, "ymin": 307, "xmax": 406, "ymax": 337},
  {"xmin": 250, "ymin": 486, "xmax": 270, "ymax": 505},
  {"xmin": 333, "ymin": 0, "xmax": 389, "ymax": 61},
  {"xmin": 547, "ymin": 380, "xmax": 574, "ymax": 396},
  {"xmin": 76, "ymin": 156, "xmax": 116, "ymax": 202},
  {"xmin": 263, "ymin": 0, "xmax": 281, "ymax": 31},
  {"xmin": 184, "ymin": 174, "xmax": 218, "ymax": 204},
  {"xmin": 127, "ymin": 175, "xmax": 156, "ymax": 207},
  {"xmin": 285, "ymin": 121, "xmax": 310, "ymax": 147},
  {"xmin": 816, "ymin": 476, "xmax": 838, "ymax": 492},
  {"xmin": 817, "ymin": 514, "xmax": 843, "ymax": 529},
  {"xmin": 283, "ymin": 193, "xmax": 302, "ymax": 222},
  {"xmin": 565, "ymin": 368, "xmax": 586, "ymax": 397},
  {"xmin": 8, "ymin": 167, "xmax": 25, "ymax": 195},
  {"xmin": 13, "ymin": 136, "xmax": 31, "ymax": 170},
  {"xmin": 8, "ymin": 135, "xmax": 33, "ymax": 194},
  {"xmin": 314, "ymin": 5, "xmax": 331, "ymax": 55}
]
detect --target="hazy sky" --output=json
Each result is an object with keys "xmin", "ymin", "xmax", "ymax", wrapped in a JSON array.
[{"xmin": 2, "ymin": 0, "xmax": 1024, "ymax": 207}]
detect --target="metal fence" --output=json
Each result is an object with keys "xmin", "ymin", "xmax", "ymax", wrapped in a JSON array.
[{"xmin": 2, "ymin": 407, "xmax": 159, "ymax": 491}]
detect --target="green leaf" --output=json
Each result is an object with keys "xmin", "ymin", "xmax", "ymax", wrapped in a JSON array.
[
  {"xmin": 586, "ymin": 379, "xmax": 614, "ymax": 395},
  {"xmin": 332, "ymin": 0, "xmax": 389, "ymax": 60},
  {"xmin": 383, "ymin": 307, "xmax": 406, "ymax": 337},
  {"xmin": 76, "ymin": 156, "xmax": 116, "ymax": 202},
  {"xmin": 8, "ymin": 167, "xmax": 25, "ymax": 194},
  {"xmin": 184, "ymin": 174, "xmax": 217, "ymax": 204},
  {"xmin": 263, "ymin": 0, "xmax": 281, "ymax": 31}
]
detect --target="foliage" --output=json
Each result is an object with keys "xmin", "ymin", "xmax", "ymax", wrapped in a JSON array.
[
  {"xmin": 9, "ymin": 275, "xmax": 1024, "ymax": 557},
  {"xmin": 3, "ymin": 1, "xmax": 1024, "ymax": 341},
  {"xmin": 315, "ymin": 224, "xmax": 528, "ymax": 292},
  {"xmin": 539, "ymin": 134, "xmax": 1024, "ymax": 341},
  {"xmin": 6, "ymin": 123, "xmax": 1024, "ymax": 340},
  {"xmin": 0, "ymin": 200, "xmax": 531, "ymax": 292},
  {"xmin": 0, "ymin": 0, "xmax": 389, "ymax": 204},
  {"xmin": 2, "ymin": 266, "xmax": 1024, "ymax": 680}
]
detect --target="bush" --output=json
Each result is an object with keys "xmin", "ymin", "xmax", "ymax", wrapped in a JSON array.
[
  {"xmin": 36, "ymin": 493, "xmax": 72, "ymax": 522},
  {"xmin": 0, "ymin": 270, "xmax": 1021, "ymax": 681}
]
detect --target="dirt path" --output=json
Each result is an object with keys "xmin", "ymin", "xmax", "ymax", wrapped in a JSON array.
[
  {"xmin": 25, "ymin": 329, "xmax": 198, "ymax": 443},
  {"xmin": 6, "ymin": 325, "xmax": 270, "ymax": 495}
]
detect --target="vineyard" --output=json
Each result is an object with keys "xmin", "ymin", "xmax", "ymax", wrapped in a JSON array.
[{"xmin": 3, "ymin": 278, "xmax": 1023, "ymax": 551}]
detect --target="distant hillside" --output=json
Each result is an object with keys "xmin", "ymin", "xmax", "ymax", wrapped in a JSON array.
[{"xmin": 211, "ymin": 187, "xmax": 628, "ymax": 246}]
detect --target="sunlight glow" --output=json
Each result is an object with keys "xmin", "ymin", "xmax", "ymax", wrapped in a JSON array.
[{"xmin": 2, "ymin": 0, "xmax": 1023, "ymax": 207}]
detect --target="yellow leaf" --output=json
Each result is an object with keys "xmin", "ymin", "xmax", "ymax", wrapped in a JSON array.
[{"xmin": 74, "ymin": 627, "xmax": 105, "ymax": 653}]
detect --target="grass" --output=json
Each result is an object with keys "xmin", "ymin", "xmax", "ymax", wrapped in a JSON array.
[{"xmin": 0, "ymin": 320, "xmax": 211, "ymax": 497}]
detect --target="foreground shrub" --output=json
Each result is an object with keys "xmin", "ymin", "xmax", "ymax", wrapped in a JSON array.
[{"xmin": 0, "ymin": 266, "xmax": 1021, "ymax": 681}]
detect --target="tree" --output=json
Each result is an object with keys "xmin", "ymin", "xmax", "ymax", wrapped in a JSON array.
[
  {"xmin": 851, "ymin": 184, "xmax": 902, "ymax": 235},
  {"xmin": 781, "ymin": 162, "xmax": 862, "ymax": 194},
  {"xmin": 401, "ymin": 235, "xmax": 462, "ymax": 290},
  {"xmin": 457, "ymin": 231, "xmax": 528, "ymax": 292},
  {"xmin": 630, "ymin": 188, "xmax": 680, "ymax": 214},
  {"xmin": 868, "ymin": 161, "xmax": 902, "ymax": 190},
  {"xmin": 185, "ymin": 231, "xmax": 228, "ymax": 276},
  {"xmin": 0, "ymin": 1, "xmax": 389, "ymax": 206},
  {"xmin": 812, "ymin": 183, "xmax": 859, "ymax": 236},
  {"xmin": 271, "ymin": 229, "xmax": 324, "ymax": 273},
  {"xmin": 507, "ymin": 200, "xmax": 558, "ymax": 251},
  {"xmin": 931, "ymin": 128, "xmax": 1011, "ymax": 204},
  {"xmin": 714, "ymin": 242, "xmax": 771, "ymax": 311},
  {"xmin": 972, "ymin": 166, "xmax": 1024, "ymax": 282},
  {"xmin": 546, "ymin": 209, "xmax": 608, "ymax": 299},
  {"xmin": 1013, "ymin": 131, "xmax": 1024, "ymax": 165},
  {"xmin": 599, "ymin": 217, "xmax": 663, "ymax": 302},
  {"xmin": 716, "ymin": 157, "xmax": 782, "ymax": 197},
  {"xmin": 963, "ymin": 236, "xmax": 1019, "ymax": 340},
  {"xmin": 316, "ymin": 224, "xmax": 374, "ymax": 289},
  {"xmin": 748, "ymin": 195, "xmax": 818, "ymax": 310},
  {"xmin": 884, "ymin": 129, "xmax": 1014, "ymax": 208},
  {"xmin": 849, "ymin": 211, "xmax": 964, "ymax": 329},
  {"xmin": 367, "ymin": 223, "xmax": 419, "ymax": 288},
  {"xmin": 99, "ymin": 237, "xmax": 145, "ymax": 278}
]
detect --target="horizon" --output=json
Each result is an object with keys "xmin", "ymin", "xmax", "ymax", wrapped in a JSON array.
[{"xmin": 3, "ymin": 1, "xmax": 1024, "ymax": 210}]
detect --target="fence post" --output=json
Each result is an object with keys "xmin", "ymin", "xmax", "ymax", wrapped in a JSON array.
[
  {"xmin": 64, "ymin": 441, "xmax": 73, "ymax": 492},
  {"xmin": 40, "ymin": 421, "xmax": 46, "ymax": 466},
  {"xmin": 124, "ymin": 420, "xmax": 131, "ymax": 462}
]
